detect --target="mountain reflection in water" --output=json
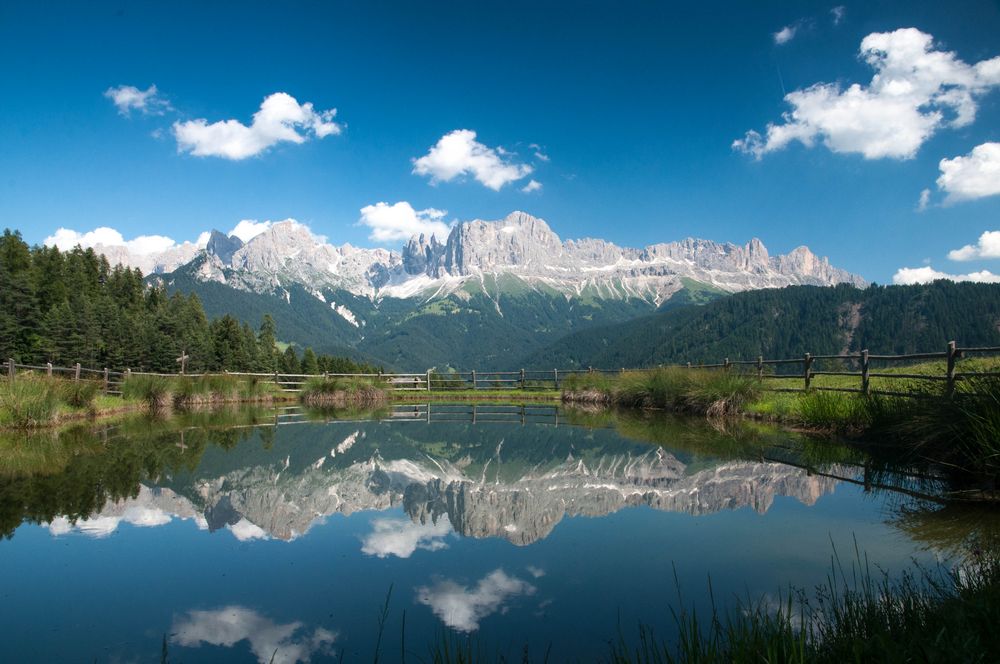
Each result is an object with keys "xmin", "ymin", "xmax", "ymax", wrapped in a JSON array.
[{"xmin": 7, "ymin": 407, "xmax": 847, "ymax": 546}]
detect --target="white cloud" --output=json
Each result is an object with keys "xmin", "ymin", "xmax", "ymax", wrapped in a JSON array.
[
  {"xmin": 917, "ymin": 188, "xmax": 932, "ymax": 211},
  {"xmin": 228, "ymin": 219, "xmax": 274, "ymax": 242},
  {"xmin": 521, "ymin": 179, "xmax": 543, "ymax": 193},
  {"xmin": 43, "ymin": 226, "xmax": 207, "ymax": 255},
  {"xmin": 416, "ymin": 569, "xmax": 536, "ymax": 632},
  {"xmin": 831, "ymin": 6, "xmax": 845, "ymax": 26},
  {"xmin": 529, "ymin": 144, "xmax": 550, "ymax": 162},
  {"xmin": 172, "ymin": 606, "xmax": 336, "ymax": 664},
  {"xmin": 361, "ymin": 516, "xmax": 451, "ymax": 558},
  {"xmin": 947, "ymin": 230, "xmax": 1000, "ymax": 261},
  {"xmin": 892, "ymin": 265, "xmax": 1000, "ymax": 284},
  {"xmin": 173, "ymin": 92, "xmax": 342, "ymax": 160},
  {"xmin": 412, "ymin": 129, "xmax": 533, "ymax": 190},
  {"xmin": 735, "ymin": 28, "xmax": 1000, "ymax": 159},
  {"xmin": 773, "ymin": 24, "xmax": 798, "ymax": 45},
  {"xmin": 358, "ymin": 201, "xmax": 453, "ymax": 243},
  {"xmin": 935, "ymin": 142, "xmax": 1000, "ymax": 203},
  {"xmin": 104, "ymin": 84, "xmax": 170, "ymax": 115}
]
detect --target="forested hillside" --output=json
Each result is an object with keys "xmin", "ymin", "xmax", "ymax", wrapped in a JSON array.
[
  {"xmin": 0, "ymin": 230, "xmax": 378, "ymax": 373},
  {"xmin": 521, "ymin": 282, "xmax": 1000, "ymax": 369}
]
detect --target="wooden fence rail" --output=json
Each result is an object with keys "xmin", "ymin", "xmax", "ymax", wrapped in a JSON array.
[{"xmin": 5, "ymin": 340, "xmax": 999, "ymax": 397}]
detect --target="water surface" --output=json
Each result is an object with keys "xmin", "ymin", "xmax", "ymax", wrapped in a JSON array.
[{"xmin": 0, "ymin": 404, "xmax": 986, "ymax": 662}]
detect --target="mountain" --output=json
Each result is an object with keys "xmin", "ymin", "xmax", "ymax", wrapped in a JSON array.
[
  {"xmin": 114, "ymin": 212, "xmax": 861, "ymax": 369},
  {"xmin": 522, "ymin": 281, "xmax": 1000, "ymax": 369},
  {"xmin": 145, "ymin": 212, "xmax": 863, "ymax": 306}
]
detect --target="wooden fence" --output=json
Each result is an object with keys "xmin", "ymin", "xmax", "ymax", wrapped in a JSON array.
[
  {"xmin": 675, "ymin": 341, "xmax": 1000, "ymax": 398},
  {"xmin": 5, "ymin": 339, "xmax": 999, "ymax": 398}
]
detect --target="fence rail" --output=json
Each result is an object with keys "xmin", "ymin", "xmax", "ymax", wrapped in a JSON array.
[{"xmin": 5, "ymin": 340, "xmax": 999, "ymax": 398}]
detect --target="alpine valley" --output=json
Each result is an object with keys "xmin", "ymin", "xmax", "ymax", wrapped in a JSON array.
[{"xmin": 99, "ymin": 212, "xmax": 865, "ymax": 370}]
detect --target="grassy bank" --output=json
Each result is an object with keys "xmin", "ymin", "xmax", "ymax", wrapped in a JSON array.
[
  {"xmin": 0, "ymin": 373, "xmax": 297, "ymax": 428},
  {"xmin": 299, "ymin": 375, "xmax": 389, "ymax": 407},
  {"xmin": 120, "ymin": 373, "xmax": 289, "ymax": 410},
  {"xmin": 562, "ymin": 366, "xmax": 1000, "ymax": 480},
  {"xmin": 0, "ymin": 375, "xmax": 135, "ymax": 428}
]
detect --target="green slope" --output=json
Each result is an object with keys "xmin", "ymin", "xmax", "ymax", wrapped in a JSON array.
[{"xmin": 523, "ymin": 282, "xmax": 1000, "ymax": 369}]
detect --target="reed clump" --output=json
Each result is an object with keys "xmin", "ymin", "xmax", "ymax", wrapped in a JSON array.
[
  {"xmin": 122, "ymin": 374, "xmax": 285, "ymax": 410},
  {"xmin": 563, "ymin": 368, "xmax": 761, "ymax": 417},
  {"xmin": 607, "ymin": 554, "xmax": 1000, "ymax": 664},
  {"xmin": 0, "ymin": 375, "xmax": 59, "ymax": 427},
  {"xmin": 300, "ymin": 376, "xmax": 388, "ymax": 407}
]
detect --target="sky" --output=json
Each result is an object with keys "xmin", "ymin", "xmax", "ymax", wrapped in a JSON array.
[{"xmin": 1, "ymin": 0, "xmax": 999, "ymax": 284}]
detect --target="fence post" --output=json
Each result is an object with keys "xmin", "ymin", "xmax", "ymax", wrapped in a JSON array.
[
  {"xmin": 724, "ymin": 358, "xmax": 730, "ymax": 372},
  {"xmin": 553, "ymin": 369, "xmax": 558, "ymax": 390},
  {"xmin": 803, "ymin": 353, "xmax": 813, "ymax": 391},
  {"xmin": 946, "ymin": 340, "xmax": 957, "ymax": 397},
  {"xmin": 860, "ymin": 350, "xmax": 870, "ymax": 395},
  {"xmin": 7, "ymin": 358, "xmax": 13, "ymax": 381},
  {"xmin": 46, "ymin": 362, "xmax": 53, "ymax": 377},
  {"xmin": 588, "ymin": 366, "xmax": 593, "ymax": 374},
  {"xmin": 426, "ymin": 369, "xmax": 432, "ymax": 391},
  {"xmin": 125, "ymin": 368, "xmax": 131, "ymax": 381},
  {"xmin": 520, "ymin": 368, "xmax": 525, "ymax": 389},
  {"xmin": 756, "ymin": 356, "xmax": 763, "ymax": 380},
  {"xmin": 686, "ymin": 362, "xmax": 691, "ymax": 370},
  {"xmin": 471, "ymin": 369, "xmax": 477, "ymax": 390},
  {"xmin": 103, "ymin": 368, "xmax": 109, "ymax": 394},
  {"xmin": 74, "ymin": 363, "xmax": 81, "ymax": 381}
]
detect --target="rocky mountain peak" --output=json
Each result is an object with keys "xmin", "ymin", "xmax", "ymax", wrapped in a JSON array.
[{"xmin": 206, "ymin": 230, "xmax": 244, "ymax": 263}]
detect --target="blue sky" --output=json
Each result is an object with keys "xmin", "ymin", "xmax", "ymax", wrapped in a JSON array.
[{"xmin": 2, "ymin": 0, "xmax": 999, "ymax": 283}]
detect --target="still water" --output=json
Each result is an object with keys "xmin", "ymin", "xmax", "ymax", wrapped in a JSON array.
[{"xmin": 0, "ymin": 404, "xmax": 986, "ymax": 662}]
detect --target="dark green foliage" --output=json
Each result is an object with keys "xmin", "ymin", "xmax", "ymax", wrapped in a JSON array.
[
  {"xmin": 0, "ymin": 229, "xmax": 375, "ymax": 374},
  {"xmin": 528, "ymin": 282, "xmax": 1000, "ymax": 369}
]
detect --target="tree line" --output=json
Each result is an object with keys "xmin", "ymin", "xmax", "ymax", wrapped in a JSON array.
[{"xmin": 0, "ymin": 229, "xmax": 380, "ymax": 374}]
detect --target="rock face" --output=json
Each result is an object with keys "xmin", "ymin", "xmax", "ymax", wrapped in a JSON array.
[{"xmin": 92, "ymin": 212, "xmax": 864, "ymax": 305}]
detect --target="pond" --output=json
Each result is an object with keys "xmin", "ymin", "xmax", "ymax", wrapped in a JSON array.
[{"xmin": 0, "ymin": 404, "xmax": 991, "ymax": 662}]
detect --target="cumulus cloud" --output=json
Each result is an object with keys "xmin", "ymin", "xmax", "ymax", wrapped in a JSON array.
[
  {"xmin": 892, "ymin": 266, "xmax": 1000, "ymax": 285},
  {"xmin": 172, "ymin": 606, "xmax": 336, "ymax": 664},
  {"xmin": 521, "ymin": 179, "xmax": 543, "ymax": 193},
  {"xmin": 773, "ymin": 24, "xmax": 799, "ymax": 45},
  {"xmin": 173, "ymin": 92, "xmax": 342, "ymax": 160},
  {"xmin": 44, "ymin": 226, "xmax": 208, "ymax": 255},
  {"xmin": 735, "ymin": 28, "xmax": 1000, "ymax": 159},
  {"xmin": 412, "ymin": 129, "xmax": 534, "ymax": 190},
  {"xmin": 228, "ymin": 219, "xmax": 274, "ymax": 242},
  {"xmin": 361, "ymin": 516, "xmax": 451, "ymax": 558},
  {"xmin": 104, "ymin": 84, "xmax": 170, "ymax": 115},
  {"xmin": 935, "ymin": 142, "xmax": 1000, "ymax": 203},
  {"xmin": 358, "ymin": 201, "xmax": 453, "ymax": 243},
  {"xmin": 416, "ymin": 569, "xmax": 536, "ymax": 632},
  {"xmin": 947, "ymin": 230, "xmax": 1000, "ymax": 261}
]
